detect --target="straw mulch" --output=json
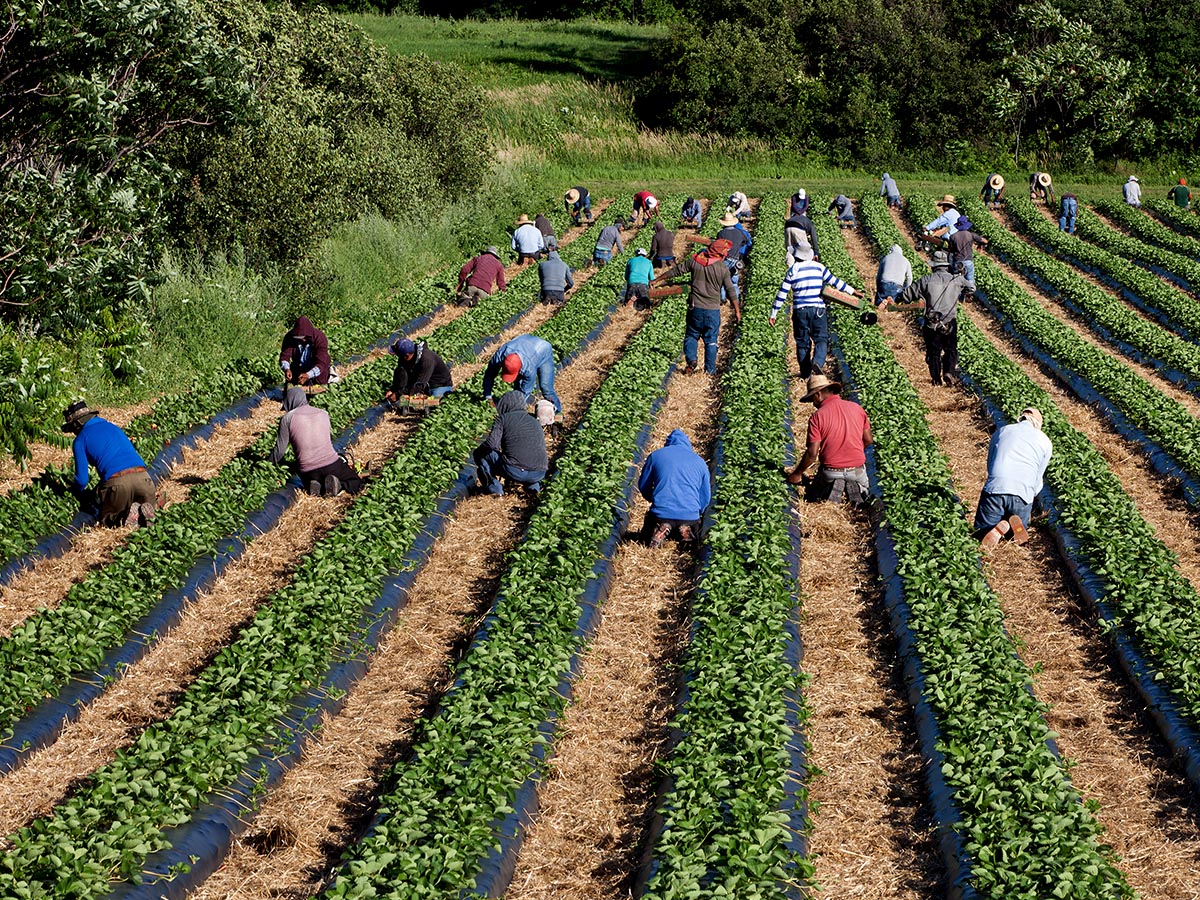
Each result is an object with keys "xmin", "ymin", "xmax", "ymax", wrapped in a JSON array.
[
  {"xmin": 187, "ymin": 294, "xmax": 651, "ymax": 900},
  {"xmin": 882, "ymin": 215, "xmax": 1200, "ymax": 899}
]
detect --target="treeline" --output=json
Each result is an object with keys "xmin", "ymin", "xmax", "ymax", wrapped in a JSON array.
[{"xmin": 319, "ymin": 0, "xmax": 1200, "ymax": 171}]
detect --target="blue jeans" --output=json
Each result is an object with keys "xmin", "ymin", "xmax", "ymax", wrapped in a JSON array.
[
  {"xmin": 685, "ymin": 307, "xmax": 721, "ymax": 374},
  {"xmin": 791, "ymin": 306, "xmax": 828, "ymax": 377},
  {"xmin": 429, "ymin": 385, "xmax": 453, "ymax": 398},
  {"xmin": 529, "ymin": 357, "xmax": 561, "ymax": 413},
  {"xmin": 956, "ymin": 259, "xmax": 976, "ymax": 285},
  {"xmin": 876, "ymin": 281, "xmax": 903, "ymax": 304},
  {"xmin": 474, "ymin": 448, "xmax": 545, "ymax": 496},
  {"xmin": 593, "ymin": 246, "xmax": 612, "ymax": 265},
  {"xmin": 973, "ymin": 491, "xmax": 1033, "ymax": 534},
  {"xmin": 1058, "ymin": 214, "xmax": 1076, "ymax": 233}
]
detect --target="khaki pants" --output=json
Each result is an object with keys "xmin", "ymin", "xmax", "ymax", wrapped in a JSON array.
[
  {"xmin": 457, "ymin": 285, "xmax": 490, "ymax": 307},
  {"xmin": 98, "ymin": 469, "xmax": 156, "ymax": 526}
]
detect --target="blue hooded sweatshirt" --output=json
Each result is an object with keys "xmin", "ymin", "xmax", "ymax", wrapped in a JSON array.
[{"xmin": 637, "ymin": 429, "xmax": 711, "ymax": 520}]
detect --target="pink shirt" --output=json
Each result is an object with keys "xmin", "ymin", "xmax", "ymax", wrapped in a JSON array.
[
  {"xmin": 807, "ymin": 395, "xmax": 869, "ymax": 469},
  {"xmin": 275, "ymin": 405, "xmax": 340, "ymax": 473}
]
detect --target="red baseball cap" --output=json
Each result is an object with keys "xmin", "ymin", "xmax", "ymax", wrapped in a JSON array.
[{"xmin": 501, "ymin": 353, "xmax": 522, "ymax": 382}]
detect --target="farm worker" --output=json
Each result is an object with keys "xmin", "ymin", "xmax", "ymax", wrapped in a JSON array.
[
  {"xmin": 947, "ymin": 216, "xmax": 988, "ymax": 287},
  {"xmin": 385, "ymin": 338, "xmax": 452, "ymax": 401},
  {"xmin": 632, "ymin": 190, "xmax": 660, "ymax": 225},
  {"xmin": 534, "ymin": 212, "xmax": 556, "ymax": 240},
  {"xmin": 879, "ymin": 173, "xmax": 902, "ymax": 208},
  {"xmin": 785, "ymin": 372, "xmax": 873, "ymax": 505},
  {"xmin": 827, "ymin": 194, "xmax": 856, "ymax": 226},
  {"xmin": 728, "ymin": 191, "xmax": 752, "ymax": 219},
  {"xmin": 1122, "ymin": 176, "xmax": 1142, "ymax": 206},
  {"xmin": 593, "ymin": 218, "xmax": 626, "ymax": 266},
  {"xmin": 482, "ymin": 333, "xmax": 562, "ymax": 415},
  {"xmin": 975, "ymin": 407, "xmax": 1052, "ymax": 550},
  {"xmin": 473, "ymin": 391, "xmax": 549, "ymax": 497},
  {"xmin": 649, "ymin": 220, "xmax": 676, "ymax": 267},
  {"xmin": 652, "ymin": 238, "xmax": 740, "ymax": 376},
  {"xmin": 271, "ymin": 388, "xmax": 362, "ymax": 497},
  {"xmin": 716, "ymin": 211, "xmax": 752, "ymax": 299},
  {"xmin": 62, "ymin": 401, "xmax": 158, "ymax": 528},
  {"xmin": 785, "ymin": 211, "xmax": 819, "ymax": 266},
  {"xmin": 1169, "ymin": 178, "xmax": 1192, "ymax": 209},
  {"xmin": 790, "ymin": 189, "xmax": 809, "ymax": 217},
  {"xmin": 564, "ymin": 187, "xmax": 592, "ymax": 225},
  {"xmin": 770, "ymin": 257, "xmax": 858, "ymax": 379},
  {"xmin": 886, "ymin": 250, "xmax": 974, "ymax": 387},
  {"xmin": 1029, "ymin": 172, "xmax": 1055, "ymax": 207},
  {"xmin": 1058, "ymin": 193, "xmax": 1079, "ymax": 234},
  {"xmin": 875, "ymin": 244, "xmax": 913, "ymax": 306},
  {"xmin": 924, "ymin": 195, "xmax": 961, "ymax": 237},
  {"xmin": 538, "ymin": 240, "xmax": 574, "ymax": 305},
  {"xmin": 638, "ymin": 429, "xmax": 711, "ymax": 549},
  {"xmin": 280, "ymin": 316, "xmax": 332, "ymax": 386},
  {"xmin": 624, "ymin": 248, "xmax": 654, "ymax": 308},
  {"xmin": 981, "ymin": 174, "xmax": 1006, "ymax": 207},
  {"xmin": 512, "ymin": 214, "xmax": 546, "ymax": 264},
  {"xmin": 457, "ymin": 246, "xmax": 506, "ymax": 307},
  {"xmin": 681, "ymin": 197, "xmax": 703, "ymax": 228}
]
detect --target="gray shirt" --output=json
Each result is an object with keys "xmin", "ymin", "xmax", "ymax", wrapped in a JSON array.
[
  {"xmin": 898, "ymin": 268, "xmax": 973, "ymax": 323},
  {"xmin": 876, "ymin": 245, "xmax": 914, "ymax": 289},
  {"xmin": 538, "ymin": 251, "xmax": 574, "ymax": 292}
]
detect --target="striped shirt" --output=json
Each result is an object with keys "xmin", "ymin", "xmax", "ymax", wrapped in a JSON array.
[{"xmin": 773, "ymin": 260, "xmax": 853, "ymax": 316}]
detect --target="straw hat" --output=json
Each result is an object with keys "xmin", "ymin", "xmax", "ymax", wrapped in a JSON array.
[
  {"xmin": 718, "ymin": 212, "xmax": 739, "ymax": 226},
  {"xmin": 564, "ymin": 189, "xmax": 580, "ymax": 203},
  {"xmin": 1037, "ymin": 173, "xmax": 1052, "ymax": 187},
  {"xmin": 515, "ymin": 214, "xmax": 531, "ymax": 226},
  {"xmin": 61, "ymin": 400, "xmax": 97, "ymax": 433},
  {"xmin": 989, "ymin": 174, "xmax": 1005, "ymax": 190},
  {"xmin": 935, "ymin": 194, "xmax": 957, "ymax": 208},
  {"xmin": 801, "ymin": 372, "xmax": 842, "ymax": 401},
  {"xmin": 1019, "ymin": 407, "xmax": 1043, "ymax": 430}
]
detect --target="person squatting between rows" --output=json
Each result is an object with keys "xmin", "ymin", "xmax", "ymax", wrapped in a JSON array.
[{"xmin": 62, "ymin": 401, "xmax": 160, "ymax": 529}]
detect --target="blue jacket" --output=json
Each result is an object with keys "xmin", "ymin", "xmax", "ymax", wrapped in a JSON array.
[
  {"xmin": 72, "ymin": 416, "xmax": 146, "ymax": 492},
  {"xmin": 638, "ymin": 429, "xmax": 711, "ymax": 520},
  {"xmin": 483, "ymin": 334, "xmax": 555, "ymax": 401}
]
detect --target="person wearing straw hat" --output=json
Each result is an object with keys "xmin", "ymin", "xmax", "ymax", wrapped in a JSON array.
[
  {"xmin": 827, "ymin": 194, "xmax": 856, "ymax": 227},
  {"xmin": 887, "ymin": 250, "xmax": 973, "ymax": 386},
  {"xmin": 62, "ymin": 401, "xmax": 159, "ymax": 528},
  {"xmin": 770, "ymin": 255, "xmax": 858, "ymax": 379},
  {"xmin": 681, "ymin": 197, "xmax": 703, "ymax": 229},
  {"xmin": 457, "ymin": 246, "xmax": 506, "ymax": 307},
  {"xmin": 786, "ymin": 373, "xmax": 873, "ymax": 505},
  {"xmin": 1029, "ymin": 172, "xmax": 1055, "ymax": 207},
  {"xmin": 538, "ymin": 237, "xmax": 574, "ymax": 305},
  {"xmin": 638, "ymin": 429, "xmax": 711, "ymax": 549},
  {"xmin": 271, "ymin": 387, "xmax": 363, "ymax": 497},
  {"xmin": 728, "ymin": 191, "xmax": 752, "ymax": 219},
  {"xmin": 632, "ymin": 190, "xmax": 660, "ymax": 226},
  {"xmin": 385, "ymin": 338, "xmax": 452, "ymax": 403},
  {"xmin": 1169, "ymin": 178, "xmax": 1192, "ymax": 209},
  {"xmin": 482, "ymin": 333, "xmax": 562, "ymax": 415},
  {"xmin": 716, "ymin": 210, "xmax": 752, "ymax": 299},
  {"xmin": 923, "ymin": 195, "xmax": 962, "ymax": 238},
  {"xmin": 879, "ymin": 173, "xmax": 902, "ymax": 208},
  {"xmin": 652, "ymin": 238, "xmax": 740, "ymax": 375},
  {"xmin": 981, "ymin": 174, "xmax": 1006, "ymax": 208},
  {"xmin": 511, "ymin": 214, "xmax": 546, "ymax": 264},
  {"xmin": 564, "ymin": 186, "xmax": 592, "ymax": 226},
  {"xmin": 1122, "ymin": 175, "xmax": 1142, "ymax": 207},
  {"xmin": 624, "ymin": 247, "xmax": 654, "ymax": 308},
  {"xmin": 975, "ymin": 407, "xmax": 1052, "ymax": 550}
]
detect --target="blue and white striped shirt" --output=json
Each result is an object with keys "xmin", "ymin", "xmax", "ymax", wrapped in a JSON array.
[{"xmin": 773, "ymin": 260, "xmax": 853, "ymax": 316}]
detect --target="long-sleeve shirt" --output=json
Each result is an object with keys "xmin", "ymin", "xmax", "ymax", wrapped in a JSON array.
[
  {"xmin": 1123, "ymin": 180, "xmax": 1142, "ymax": 205},
  {"xmin": 459, "ymin": 252, "xmax": 506, "ymax": 294},
  {"xmin": 785, "ymin": 215, "xmax": 818, "ymax": 259},
  {"xmin": 482, "ymin": 390, "xmax": 548, "ymax": 472},
  {"xmin": 534, "ymin": 214, "xmax": 555, "ymax": 238},
  {"xmin": 947, "ymin": 230, "xmax": 985, "ymax": 261},
  {"xmin": 626, "ymin": 255, "xmax": 654, "ymax": 285},
  {"xmin": 897, "ymin": 269, "xmax": 972, "ymax": 323},
  {"xmin": 876, "ymin": 246, "xmax": 913, "ymax": 290},
  {"xmin": 773, "ymin": 260, "xmax": 852, "ymax": 316},
  {"xmin": 71, "ymin": 417, "xmax": 145, "ymax": 492},
  {"xmin": 270, "ymin": 405, "xmax": 340, "ymax": 473},
  {"xmin": 983, "ymin": 419, "xmax": 1052, "ymax": 503},
  {"xmin": 716, "ymin": 225, "xmax": 750, "ymax": 259},
  {"xmin": 512, "ymin": 223, "xmax": 545, "ymax": 255},
  {"xmin": 389, "ymin": 343, "xmax": 452, "ymax": 396},
  {"xmin": 595, "ymin": 224, "xmax": 624, "ymax": 253},
  {"xmin": 482, "ymin": 334, "xmax": 555, "ymax": 402},
  {"xmin": 538, "ymin": 252, "xmax": 574, "ymax": 292},
  {"xmin": 638, "ymin": 429, "xmax": 711, "ymax": 520},
  {"xmin": 924, "ymin": 209, "xmax": 961, "ymax": 235},
  {"xmin": 728, "ymin": 192, "xmax": 751, "ymax": 217},
  {"xmin": 828, "ymin": 195, "xmax": 854, "ymax": 220},
  {"xmin": 279, "ymin": 316, "xmax": 330, "ymax": 384},
  {"xmin": 681, "ymin": 199, "xmax": 703, "ymax": 225},
  {"xmin": 879, "ymin": 174, "xmax": 900, "ymax": 200},
  {"xmin": 660, "ymin": 255, "xmax": 737, "ymax": 310},
  {"xmin": 649, "ymin": 226, "xmax": 675, "ymax": 259}
]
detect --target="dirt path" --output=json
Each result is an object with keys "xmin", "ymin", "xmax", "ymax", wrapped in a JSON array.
[
  {"xmin": 505, "ymin": 207, "xmax": 724, "ymax": 900},
  {"xmin": 879, "ymin": 207, "xmax": 1200, "ymax": 899},
  {"xmin": 188, "ymin": 300, "xmax": 655, "ymax": 900}
]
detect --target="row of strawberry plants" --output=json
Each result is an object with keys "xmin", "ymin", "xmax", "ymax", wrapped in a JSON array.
[
  {"xmin": 1093, "ymin": 198, "xmax": 1200, "ymax": 259},
  {"xmin": 962, "ymin": 197, "xmax": 1200, "ymax": 391},
  {"xmin": 1003, "ymin": 195, "xmax": 1200, "ymax": 341},
  {"xmin": 1073, "ymin": 206, "xmax": 1200, "ymax": 292},
  {"xmin": 866, "ymin": 191, "xmax": 1200, "ymax": 785},
  {"xmin": 0, "ymin": 256, "xmax": 626, "ymax": 900},
  {"xmin": 1147, "ymin": 199, "xmax": 1200, "ymax": 239},
  {"xmin": 322, "ymin": 297, "xmax": 686, "ymax": 900},
  {"xmin": 640, "ymin": 195, "xmax": 813, "ymax": 898},
  {"xmin": 827, "ymin": 197, "xmax": 1130, "ymax": 899},
  {"xmin": 910, "ymin": 193, "xmax": 1200, "ymax": 505}
]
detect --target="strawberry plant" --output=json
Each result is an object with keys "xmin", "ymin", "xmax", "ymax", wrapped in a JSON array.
[
  {"xmin": 1094, "ymin": 198, "xmax": 1200, "ymax": 260},
  {"xmin": 1072, "ymin": 206, "xmax": 1200, "ymax": 292},
  {"xmin": 1147, "ymin": 200, "xmax": 1200, "ymax": 240}
]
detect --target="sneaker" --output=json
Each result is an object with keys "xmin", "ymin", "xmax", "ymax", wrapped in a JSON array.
[
  {"xmin": 307, "ymin": 480, "xmax": 322, "ymax": 496},
  {"xmin": 680, "ymin": 363, "xmax": 696, "ymax": 375},
  {"xmin": 124, "ymin": 503, "xmax": 141, "ymax": 529},
  {"xmin": 323, "ymin": 474, "xmax": 342, "ymax": 497},
  {"xmin": 1008, "ymin": 515, "xmax": 1030, "ymax": 544},
  {"xmin": 140, "ymin": 503, "xmax": 156, "ymax": 527},
  {"xmin": 678, "ymin": 524, "xmax": 695, "ymax": 544},
  {"xmin": 649, "ymin": 522, "xmax": 672, "ymax": 549},
  {"xmin": 980, "ymin": 519, "xmax": 1011, "ymax": 550}
]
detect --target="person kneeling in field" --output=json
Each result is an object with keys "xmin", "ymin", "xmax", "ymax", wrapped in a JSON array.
[
  {"xmin": 638, "ymin": 429, "xmax": 711, "ymax": 549},
  {"xmin": 975, "ymin": 407, "xmax": 1052, "ymax": 550},
  {"xmin": 473, "ymin": 392, "xmax": 548, "ymax": 497},
  {"xmin": 271, "ymin": 388, "xmax": 362, "ymax": 497},
  {"xmin": 786, "ymin": 373, "xmax": 873, "ymax": 505},
  {"xmin": 385, "ymin": 338, "xmax": 452, "ymax": 402},
  {"xmin": 62, "ymin": 401, "xmax": 161, "ymax": 528}
]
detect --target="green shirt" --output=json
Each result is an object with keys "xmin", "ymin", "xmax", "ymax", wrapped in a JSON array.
[{"xmin": 1170, "ymin": 184, "xmax": 1192, "ymax": 207}]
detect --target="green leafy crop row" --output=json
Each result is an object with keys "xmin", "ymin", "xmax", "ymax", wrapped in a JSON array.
[
  {"xmin": 642, "ymin": 195, "xmax": 814, "ymax": 899},
  {"xmin": 1094, "ymin": 199, "xmax": 1200, "ymax": 260},
  {"xmin": 0, "ymin": 253, "xmax": 623, "ymax": 900},
  {"xmin": 1073, "ymin": 206, "xmax": 1200, "ymax": 291},
  {"xmin": 836, "ymin": 195, "xmax": 1131, "ymax": 899},
  {"xmin": 1147, "ymin": 200, "xmax": 1200, "ymax": 240}
]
